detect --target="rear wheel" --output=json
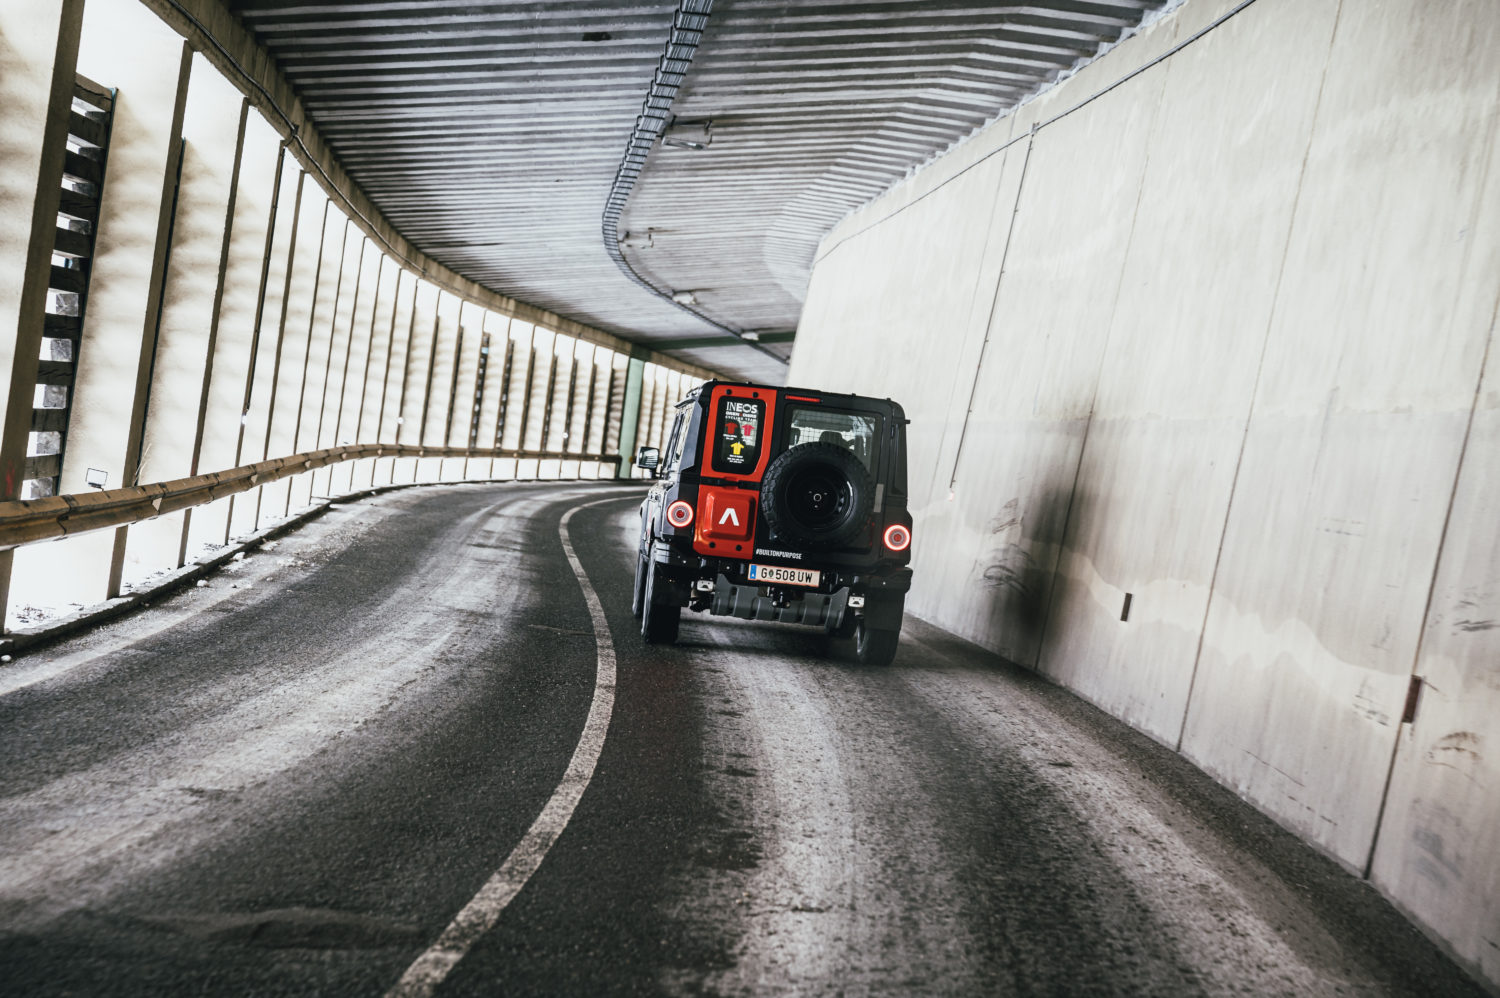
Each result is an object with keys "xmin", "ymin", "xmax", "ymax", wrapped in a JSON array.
[
  {"xmin": 824, "ymin": 606, "xmax": 857, "ymax": 639},
  {"xmin": 631, "ymin": 547, "xmax": 647, "ymax": 618},
  {"xmin": 641, "ymin": 559, "xmax": 681, "ymax": 644},
  {"xmin": 854, "ymin": 593, "xmax": 904, "ymax": 666},
  {"xmin": 855, "ymin": 621, "xmax": 900, "ymax": 665}
]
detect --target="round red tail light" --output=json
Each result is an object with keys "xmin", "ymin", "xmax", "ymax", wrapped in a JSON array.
[
  {"xmin": 667, "ymin": 500, "xmax": 695, "ymax": 528},
  {"xmin": 883, "ymin": 524, "xmax": 911, "ymax": 552}
]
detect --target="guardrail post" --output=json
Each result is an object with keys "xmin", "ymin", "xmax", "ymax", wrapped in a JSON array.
[{"xmin": 0, "ymin": 0, "xmax": 85, "ymax": 630}]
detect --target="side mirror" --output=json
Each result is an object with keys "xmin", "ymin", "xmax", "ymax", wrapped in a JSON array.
[{"xmin": 634, "ymin": 446, "xmax": 661, "ymax": 478}]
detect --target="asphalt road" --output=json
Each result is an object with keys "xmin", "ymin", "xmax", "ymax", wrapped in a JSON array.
[{"xmin": 0, "ymin": 481, "xmax": 1484, "ymax": 996}]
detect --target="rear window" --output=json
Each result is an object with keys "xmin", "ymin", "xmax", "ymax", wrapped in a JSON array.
[
  {"xmin": 787, "ymin": 406, "xmax": 880, "ymax": 472},
  {"xmin": 712, "ymin": 396, "xmax": 765, "ymax": 473}
]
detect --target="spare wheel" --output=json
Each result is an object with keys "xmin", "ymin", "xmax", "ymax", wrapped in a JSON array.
[{"xmin": 760, "ymin": 442, "xmax": 873, "ymax": 549}]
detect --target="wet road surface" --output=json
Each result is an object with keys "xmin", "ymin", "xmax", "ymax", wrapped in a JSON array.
[{"xmin": 0, "ymin": 481, "xmax": 1484, "ymax": 996}]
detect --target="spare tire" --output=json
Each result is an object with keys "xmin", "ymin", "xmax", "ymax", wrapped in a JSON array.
[{"xmin": 760, "ymin": 442, "xmax": 873, "ymax": 549}]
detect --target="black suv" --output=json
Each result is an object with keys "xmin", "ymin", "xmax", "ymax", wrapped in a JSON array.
[{"xmin": 631, "ymin": 381, "xmax": 913, "ymax": 665}]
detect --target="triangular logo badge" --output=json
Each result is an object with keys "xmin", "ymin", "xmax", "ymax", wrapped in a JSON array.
[{"xmin": 719, "ymin": 507, "xmax": 740, "ymax": 527}]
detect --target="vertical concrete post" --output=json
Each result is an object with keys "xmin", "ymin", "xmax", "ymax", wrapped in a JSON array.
[
  {"xmin": 544, "ymin": 334, "xmax": 573, "ymax": 464},
  {"xmin": 494, "ymin": 321, "xmax": 532, "ymax": 480},
  {"xmin": 128, "ymin": 61, "xmax": 251, "ymax": 578},
  {"xmin": 235, "ymin": 162, "xmax": 303, "ymax": 535},
  {"xmin": 346, "ymin": 253, "xmax": 395, "ymax": 492},
  {"xmin": 396, "ymin": 279, "xmax": 438, "ymax": 483},
  {"xmin": 310, "ymin": 227, "xmax": 364, "ymax": 497},
  {"xmin": 0, "ymin": 0, "xmax": 84, "ymax": 630},
  {"xmin": 492, "ymin": 320, "xmax": 526, "ymax": 480},
  {"xmin": 13, "ymin": 3, "xmax": 194, "ymax": 608},
  {"xmin": 600, "ymin": 352, "xmax": 624, "ymax": 474},
  {"xmin": 441, "ymin": 297, "xmax": 477, "ymax": 480},
  {"xmin": 374, "ymin": 268, "xmax": 417, "ymax": 486},
  {"xmin": 616, "ymin": 355, "xmax": 646, "ymax": 479},
  {"xmin": 416, "ymin": 289, "xmax": 459, "ymax": 483},
  {"xmin": 201, "ymin": 119, "xmax": 287, "ymax": 547},
  {"xmin": 447, "ymin": 300, "xmax": 482, "ymax": 480},
  {"xmin": 509, "ymin": 324, "xmax": 540, "ymax": 477},
  {"xmin": 639, "ymin": 364, "xmax": 662, "ymax": 456},
  {"xmin": 525, "ymin": 327, "xmax": 558, "ymax": 479},
  {"xmin": 288, "ymin": 209, "xmax": 349, "ymax": 509},
  {"xmin": 474, "ymin": 309, "xmax": 512, "ymax": 480},
  {"xmin": 575, "ymin": 344, "xmax": 600, "ymax": 475},
  {"xmin": 561, "ymin": 340, "xmax": 585, "ymax": 476},
  {"xmin": 258, "ymin": 187, "xmax": 325, "ymax": 523}
]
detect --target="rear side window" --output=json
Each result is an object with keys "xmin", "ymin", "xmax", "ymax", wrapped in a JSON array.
[
  {"xmin": 663, "ymin": 408, "xmax": 690, "ymax": 474},
  {"xmin": 712, "ymin": 396, "xmax": 765, "ymax": 473},
  {"xmin": 787, "ymin": 406, "xmax": 881, "ymax": 472}
]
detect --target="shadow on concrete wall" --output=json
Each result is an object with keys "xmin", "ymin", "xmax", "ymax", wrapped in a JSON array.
[{"xmin": 978, "ymin": 480, "xmax": 1078, "ymax": 665}]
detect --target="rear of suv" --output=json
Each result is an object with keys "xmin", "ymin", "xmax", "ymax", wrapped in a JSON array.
[{"xmin": 631, "ymin": 381, "xmax": 912, "ymax": 665}]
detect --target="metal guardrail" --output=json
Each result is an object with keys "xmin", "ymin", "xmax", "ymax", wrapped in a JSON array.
[{"xmin": 0, "ymin": 445, "xmax": 622, "ymax": 551}]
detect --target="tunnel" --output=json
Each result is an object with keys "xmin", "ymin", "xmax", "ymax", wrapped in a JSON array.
[{"xmin": 1, "ymin": 1, "xmax": 1497, "ymax": 994}]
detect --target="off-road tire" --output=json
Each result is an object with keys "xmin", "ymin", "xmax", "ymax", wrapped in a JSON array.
[
  {"xmin": 855, "ymin": 622, "xmax": 900, "ymax": 666},
  {"xmin": 641, "ymin": 559, "xmax": 681, "ymax": 644},
  {"xmin": 631, "ymin": 546, "xmax": 648, "ymax": 618},
  {"xmin": 824, "ymin": 606, "xmax": 858, "ymax": 639},
  {"xmin": 854, "ymin": 593, "xmax": 904, "ymax": 665},
  {"xmin": 760, "ymin": 442, "xmax": 874, "ymax": 550}
]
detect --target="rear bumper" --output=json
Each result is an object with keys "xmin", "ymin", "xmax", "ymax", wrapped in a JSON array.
[
  {"xmin": 651, "ymin": 538, "xmax": 911, "ymax": 627},
  {"xmin": 708, "ymin": 574, "xmax": 846, "ymax": 625}
]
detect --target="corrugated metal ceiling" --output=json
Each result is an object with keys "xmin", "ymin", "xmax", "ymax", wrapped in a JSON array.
[{"xmin": 229, "ymin": 0, "xmax": 1174, "ymax": 382}]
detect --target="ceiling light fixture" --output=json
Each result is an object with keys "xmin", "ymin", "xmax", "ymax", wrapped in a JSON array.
[{"xmin": 661, "ymin": 118, "xmax": 712, "ymax": 151}]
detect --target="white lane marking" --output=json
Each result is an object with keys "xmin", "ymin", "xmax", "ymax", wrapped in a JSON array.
[{"xmin": 386, "ymin": 496, "xmax": 623, "ymax": 998}]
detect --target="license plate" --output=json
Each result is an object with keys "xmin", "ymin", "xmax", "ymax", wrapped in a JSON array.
[{"xmin": 748, "ymin": 564, "xmax": 821, "ymax": 587}]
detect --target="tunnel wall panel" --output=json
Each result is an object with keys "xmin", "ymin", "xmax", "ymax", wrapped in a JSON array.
[
  {"xmin": 1182, "ymin": 0, "xmax": 1500, "ymax": 872},
  {"xmin": 789, "ymin": 0, "xmax": 1500, "ymax": 986},
  {"xmin": 1039, "ymin": 0, "xmax": 1340, "ymax": 743},
  {"xmin": 1371, "ymin": 329, "xmax": 1500, "ymax": 985}
]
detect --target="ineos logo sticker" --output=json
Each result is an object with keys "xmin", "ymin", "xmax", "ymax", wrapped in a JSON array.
[{"xmin": 719, "ymin": 507, "xmax": 740, "ymax": 527}]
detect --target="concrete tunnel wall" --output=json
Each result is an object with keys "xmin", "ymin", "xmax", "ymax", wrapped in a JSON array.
[{"xmin": 790, "ymin": 0, "xmax": 1500, "ymax": 986}]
